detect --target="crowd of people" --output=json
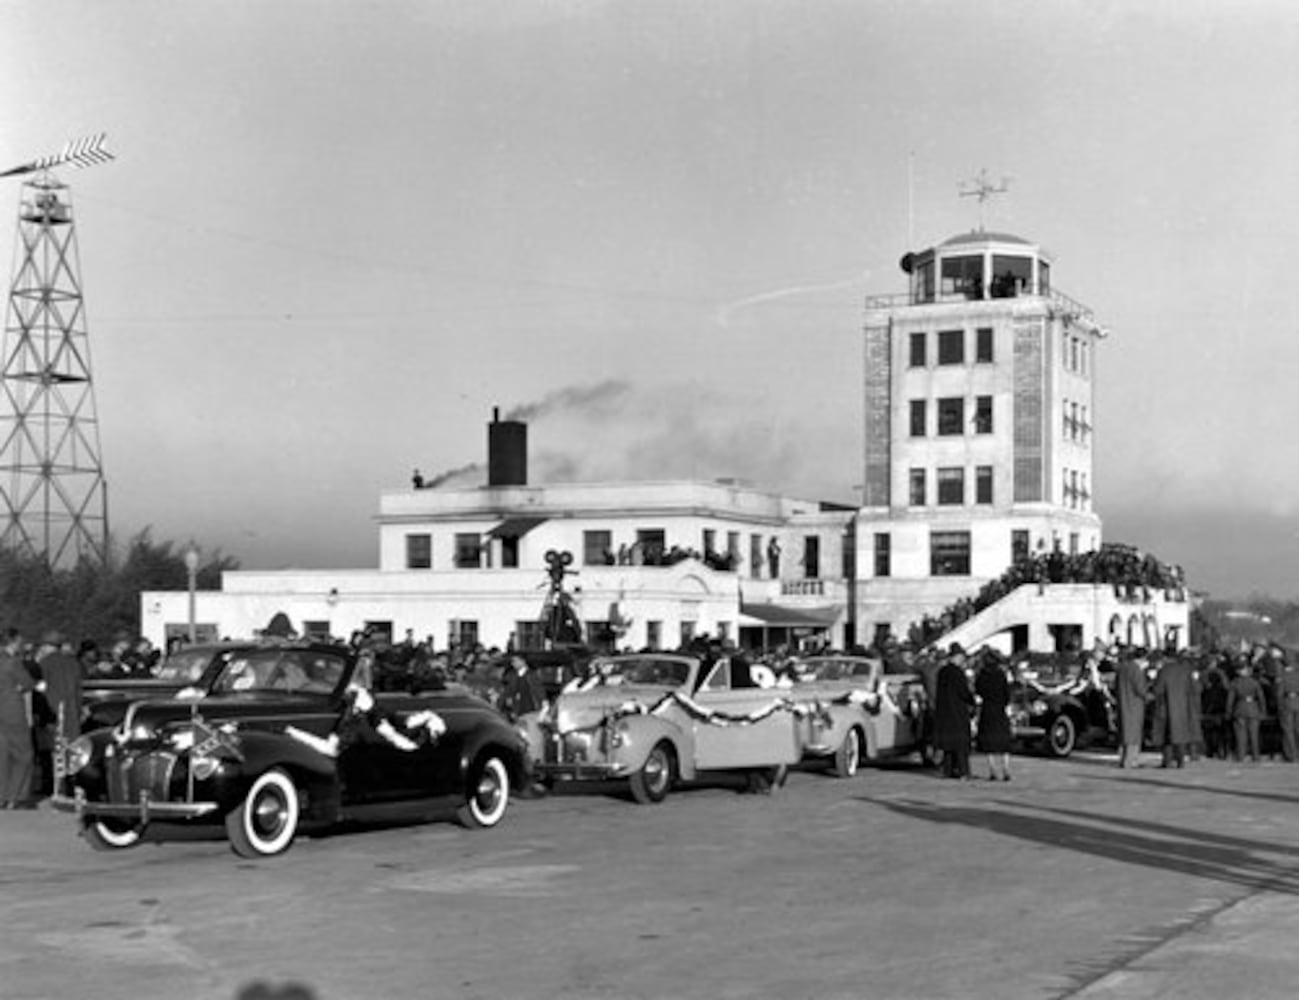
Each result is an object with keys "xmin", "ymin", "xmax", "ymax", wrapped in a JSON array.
[{"xmin": 910, "ymin": 545, "xmax": 1188, "ymax": 647}]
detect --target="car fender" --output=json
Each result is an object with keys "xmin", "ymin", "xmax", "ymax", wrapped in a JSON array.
[
  {"xmin": 457, "ymin": 719, "xmax": 530, "ymax": 791},
  {"xmin": 204, "ymin": 729, "xmax": 340, "ymax": 818},
  {"xmin": 611, "ymin": 714, "xmax": 692, "ymax": 780}
]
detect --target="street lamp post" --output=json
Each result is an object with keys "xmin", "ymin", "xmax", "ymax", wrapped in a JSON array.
[{"xmin": 184, "ymin": 547, "xmax": 199, "ymax": 644}]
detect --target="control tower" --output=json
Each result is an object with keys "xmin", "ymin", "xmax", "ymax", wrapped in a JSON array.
[{"xmin": 856, "ymin": 230, "xmax": 1106, "ymax": 639}]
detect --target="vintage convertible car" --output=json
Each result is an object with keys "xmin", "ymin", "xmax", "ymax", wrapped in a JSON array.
[
  {"xmin": 53, "ymin": 643, "xmax": 528, "ymax": 857},
  {"xmin": 789, "ymin": 656, "xmax": 928, "ymax": 777},
  {"xmin": 517, "ymin": 652, "xmax": 802, "ymax": 803},
  {"xmin": 1008, "ymin": 657, "xmax": 1117, "ymax": 757}
]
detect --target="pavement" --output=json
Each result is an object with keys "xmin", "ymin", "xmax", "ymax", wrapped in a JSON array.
[{"xmin": 2, "ymin": 750, "xmax": 1299, "ymax": 999}]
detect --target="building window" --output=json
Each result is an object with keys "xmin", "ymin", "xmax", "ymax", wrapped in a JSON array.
[
  {"xmin": 938, "ymin": 329, "xmax": 964, "ymax": 365},
  {"xmin": 1069, "ymin": 532, "xmax": 1080, "ymax": 556},
  {"xmin": 584, "ymin": 620, "xmax": 612, "ymax": 647},
  {"xmin": 974, "ymin": 395, "xmax": 993, "ymax": 434},
  {"xmin": 750, "ymin": 534, "xmax": 763, "ymax": 579},
  {"xmin": 1080, "ymin": 406, "xmax": 1090, "ymax": 441},
  {"xmin": 301, "ymin": 620, "xmax": 331, "ymax": 641},
  {"xmin": 448, "ymin": 619, "xmax": 478, "ymax": 651},
  {"xmin": 514, "ymin": 621, "xmax": 545, "ymax": 649},
  {"xmin": 405, "ymin": 533, "xmax": 431, "ymax": 570},
  {"xmin": 976, "ymin": 465, "xmax": 993, "ymax": 504},
  {"xmin": 636, "ymin": 528, "xmax": 666, "ymax": 565},
  {"xmin": 679, "ymin": 621, "xmax": 696, "ymax": 647},
  {"xmin": 874, "ymin": 532, "xmax": 891, "ymax": 577},
  {"xmin": 931, "ymin": 531, "xmax": 971, "ymax": 576},
  {"xmin": 727, "ymin": 531, "xmax": 740, "ymax": 565},
  {"xmin": 1080, "ymin": 473, "xmax": 1090, "ymax": 507},
  {"xmin": 364, "ymin": 620, "xmax": 393, "ymax": 644},
  {"xmin": 909, "ymin": 399, "xmax": 926, "ymax": 437},
  {"xmin": 941, "ymin": 255, "xmax": 983, "ymax": 299},
  {"xmin": 937, "ymin": 397, "xmax": 964, "ymax": 436},
  {"xmin": 500, "ymin": 535, "xmax": 520, "ymax": 568},
  {"xmin": 582, "ymin": 530, "xmax": 612, "ymax": 566},
  {"xmin": 702, "ymin": 528, "xmax": 716, "ymax": 557},
  {"xmin": 909, "ymin": 468, "xmax": 926, "ymax": 507},
  {"xmin": 937, "ymin": 467, "xmax": 965, "ymax": 505},
  {"xmin": 803, "ymin": 536, "xmax": 820, "ymax": 579},
  {"xmin": 1012, "ymin": 529, "xmax": 1030, "ymax": 564},
  {"xmin": 1070, "ymin": 337, "xmax": 1079, "ymax": 372},
  {"xmin": 975, "ymin": 326, "xmax": 994, "ymax": 363},
  {"xmin": 909, "ymin": 331, "xmax": 927, "ymax": 367},
  {"xmin": 646, "ymin": 620, "xmax": 662, "ymax": 650},
  {"xmin": 454, "ymin": 533, "xmax": 482, "ymax": 569}
]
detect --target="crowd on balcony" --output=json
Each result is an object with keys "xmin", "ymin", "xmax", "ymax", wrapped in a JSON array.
[{"xmin": 908, "ymin": 545, "xmax": 1187, "ymax": 648}]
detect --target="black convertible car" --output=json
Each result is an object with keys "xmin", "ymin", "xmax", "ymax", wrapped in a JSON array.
[
  {"xmin": 53, "ymin": 642, "xmax": 529, "ymax": 857},
  {"xmin": 1008, "ymin": 658, "xmax": 1116, "ymax": 758}
]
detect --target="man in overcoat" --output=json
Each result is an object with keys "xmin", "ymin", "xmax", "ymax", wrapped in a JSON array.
[
  {"xmin": 933, "ymin": 646, "xmax": 975, "ymax": 779},
  {"xmin": 0, "ymin": 629, "xmax": 35, "ymax": 808},
  {"xmin": 1115, "ymin": 651, "xmax": 1148, "ymax": 768},
  {"xmin": 1152, "ymin": 652, "xmax": 1194, "ymax": 768}
]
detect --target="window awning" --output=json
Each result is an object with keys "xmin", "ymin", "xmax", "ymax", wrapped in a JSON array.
[
  {"xmin": 739, "ymin": 602, "xmax": 839, "ymax": 628},
  {"xmin": 485, "ymin": 516, "xmax": 549, "ymax": 539}
]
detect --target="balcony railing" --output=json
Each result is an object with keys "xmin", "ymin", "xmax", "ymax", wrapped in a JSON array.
[{"xmin": 864, "ymin": 287, "xmax": 1093, "ymax": 323}]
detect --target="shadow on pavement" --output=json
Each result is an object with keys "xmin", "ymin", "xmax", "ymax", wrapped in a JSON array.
[
  {"xmin": 1076, "ymin": 770, "xmax": 1299, "ymax": 806},
  {"xmin": 858, "ymin": 795, "xmax": 1299, "ymax": 895}
]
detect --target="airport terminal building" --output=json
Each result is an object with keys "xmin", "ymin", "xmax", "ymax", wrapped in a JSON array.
[{"xmin": 142, "ymin": 229, "xmax": 1188, "ymax": 654}]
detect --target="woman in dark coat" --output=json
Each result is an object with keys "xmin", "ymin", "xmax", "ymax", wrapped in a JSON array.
[
  {"xmin": 974, "ymin": 653, "xmax": 1013, "ymax": 781},
  {"xmin": 933, "ymin": 649, "xmax": 975, "ymax": 779}
]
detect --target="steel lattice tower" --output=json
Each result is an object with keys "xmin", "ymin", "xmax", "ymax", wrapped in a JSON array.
[{"xmin": 0, "ymin": 173, "xmax": 108, "ymax": 566}]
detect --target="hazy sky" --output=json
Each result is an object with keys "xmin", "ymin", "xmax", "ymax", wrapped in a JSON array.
[{"xmin": 1, "ymin": 1, "xmax": 1296, "ymax": 598}]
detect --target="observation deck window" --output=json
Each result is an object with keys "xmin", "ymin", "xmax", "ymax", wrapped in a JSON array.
[
  {"xmin": 990, "ymin": 255, "xmax": 1033, "ymax": 298},
  {"xmin": 941, "ymin": 255, "xmax": 984, "ymax": 300}
]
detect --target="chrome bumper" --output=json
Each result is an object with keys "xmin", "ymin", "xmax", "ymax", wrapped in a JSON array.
[{"xmin": 51, "ymin": 787, "xmax": 220, "ymax": 822}]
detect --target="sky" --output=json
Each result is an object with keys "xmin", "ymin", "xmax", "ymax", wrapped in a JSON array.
[{"xmin": 1, "ymin": 0, "xmax": 1297, "ymax": 599}]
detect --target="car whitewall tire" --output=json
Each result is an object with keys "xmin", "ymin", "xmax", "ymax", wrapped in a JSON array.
[
  {"xmin": 82, "ymin": 818, "xmax": 142, "ymax": 851},
  {"xmin": 226, "ymin": 768, "xmax": 300, "ymax": 858},
  {"xmin": 457, "ymin": 754, "xmax": 511, "ymax": 829}
]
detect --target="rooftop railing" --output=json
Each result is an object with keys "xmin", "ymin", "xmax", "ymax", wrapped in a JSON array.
[{"xmin": 864, "ymin": 287, "xmax": 1094, "ymax": 323}]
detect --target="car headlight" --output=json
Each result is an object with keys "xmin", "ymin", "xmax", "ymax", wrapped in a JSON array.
[
  {"xmin": 65, "ymin": 736, "xmax": 94, "ymax": 775},
  {"xmin": 1030, "ymin": 700, "xmax": 1049, "ymax": 716},
  {"xmin": 609, "ymin": 721, "xmax": 630, "ymax": 748},
  {"xmin": 190, "ymin": 755, "xmax": 223, "ymax": 781}
]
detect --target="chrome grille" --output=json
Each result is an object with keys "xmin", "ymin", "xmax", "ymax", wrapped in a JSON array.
[{"xmin": 106, "ymin": 752, "xmax": 179, "ymax": 804}]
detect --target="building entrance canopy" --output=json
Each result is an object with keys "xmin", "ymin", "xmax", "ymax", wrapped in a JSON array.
[
  {"xmin": 485, "ymin": 516, "xmax": 549, "ymax": 538},
  {"xmin": 739, "ymin": 602, "xmax": 838, "ymax": 628}
]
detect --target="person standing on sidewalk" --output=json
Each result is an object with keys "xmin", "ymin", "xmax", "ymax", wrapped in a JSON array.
[
  {"xmin": 1274, "ymin": 651, "xmax": 1299, "ymax": 763},
  {"xmin": 933, "ymin": 646, "xmax": 975, "ymax": 780},
  {"xmin": 1115, "ymin": 651, "xmax": 1149, "ymax": 768},
  {"xmin": 0, "ymin": 628, "xmax": 35, "ymax": 808},
  {"xmin": 1227, "ymin": 662, "xmax": 1264, "ymax": 763}
]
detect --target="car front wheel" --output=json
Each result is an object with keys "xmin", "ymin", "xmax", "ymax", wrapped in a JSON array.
[
  {"xmin": 629, "ymin": 742, "xmax": 673, "ymax": 804},
  {"xmin": 1046, "ymin": 714, "xmax": 1077, "ymax": 758},
  {"xmin": 226, "ymin": 768, "xmax": 300, "ymax": 858},
  {"xmin": 456, "ymin": 754, "xmax": 511, "ymax": 829},
  {"xmin": 82, "ymin": 817, "xmax": 143, "ymax": 851},
  {"xmin": 832, "ymin": 728, "xmax": 863, "ymax": 778}
]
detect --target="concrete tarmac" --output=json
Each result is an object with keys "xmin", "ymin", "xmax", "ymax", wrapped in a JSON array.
[{"xmin": 1, "ymin": 750, "xmax": 1297, "ymax": 1000}]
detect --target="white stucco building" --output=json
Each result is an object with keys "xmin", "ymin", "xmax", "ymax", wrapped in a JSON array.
[{"xmin": 141, "ymin": 228, "xmax": 1188, "ymax": 655}]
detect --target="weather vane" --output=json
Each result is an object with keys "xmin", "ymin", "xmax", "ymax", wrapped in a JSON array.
[{"xmin": 958, "ymin": 168, "xmax": 1010, "ymax": 232}]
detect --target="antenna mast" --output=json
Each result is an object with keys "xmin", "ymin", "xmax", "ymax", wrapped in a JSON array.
[
  {"xmin": 958, "ymin": 168, "xmax": 1010, "ymax": 232},
  {"xmin": 0, "ymin": 135, "xmax": 114, "ymax": 567}
]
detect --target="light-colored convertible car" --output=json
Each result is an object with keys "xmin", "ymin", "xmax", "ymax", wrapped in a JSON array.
[
  {"xmin": 789, "ymin": 655, "xmax": 928, "ymax": 777},
  {"xmin": 518, "ymin": 652, "xmax": 802, "ymax": 803}
]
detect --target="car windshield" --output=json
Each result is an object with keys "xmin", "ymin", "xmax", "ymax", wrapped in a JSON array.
[
  {"xmin": 155, "ymin": 649, "xmax": 219, "ymax": 684},
  {"xmin": 800, "ymin": 658, "xmax": 876, "ymax": 682},
  {"xmin": 595, "ymin": 657, "xmax": 690, "ymax": 688},
  {"xmin": 211, "ymin": 650, "xmax": 345, "ymax": 695}
]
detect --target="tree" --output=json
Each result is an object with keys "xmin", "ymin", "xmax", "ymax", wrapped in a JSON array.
[{"xmin": 0, "ymin": 529, "xmax": 238, "ymax": 644}]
